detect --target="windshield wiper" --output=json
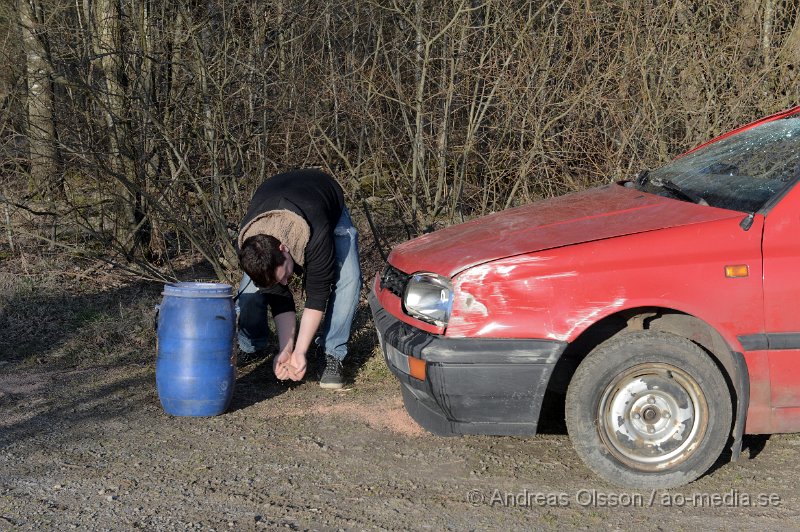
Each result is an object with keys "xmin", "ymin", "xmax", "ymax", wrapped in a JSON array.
[{"xmin": 651, "ymin": 177, "xmax": 709, "ymax": 206}]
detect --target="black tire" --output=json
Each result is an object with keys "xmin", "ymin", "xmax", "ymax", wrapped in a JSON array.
[{"xmin": 565, "ymin": 331, "xmax": 732, "ymax": 489}]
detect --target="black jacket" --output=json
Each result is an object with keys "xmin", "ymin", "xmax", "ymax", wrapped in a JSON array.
[{"xmin": 240, "ymin": 169, "xmax": 345, "ymax": 314}]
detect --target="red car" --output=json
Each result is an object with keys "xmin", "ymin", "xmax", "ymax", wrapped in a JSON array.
[{"xmin": 370, "ymin": 106, "xmax": 800, "ymax": 488}]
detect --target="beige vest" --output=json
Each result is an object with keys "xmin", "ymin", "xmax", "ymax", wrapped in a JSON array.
[{"xmin": 238, "ymin": 210, "xmax": 311, "ymax": 266}]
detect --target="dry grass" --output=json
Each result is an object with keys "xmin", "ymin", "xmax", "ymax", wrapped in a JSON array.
[
  {"xmin": 0, "ymin": 253, "xmax": 160, "ymax": 368},
  {"xmin": 0, "ymin": 247, "xmax": 390, "ymax": 389}
]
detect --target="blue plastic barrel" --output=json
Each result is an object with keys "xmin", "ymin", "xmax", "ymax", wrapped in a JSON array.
[{"xmin": 156, "ymin": 282, "xmax": 236, "ymax": 416}]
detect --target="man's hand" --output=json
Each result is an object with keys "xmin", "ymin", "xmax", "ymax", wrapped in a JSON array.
[
  {"xmin": 271, "ymin": 308, "xmax": 323, "ymax": 382},
  {"xmin": 272, "ymin": 347, "xmax": 291, "ymax": 380},
  {"xmin": 273, "ymin": 347, "xmax": 307, "ymax": 381},
  {"xmin": 272, "ymin": 311, "xmax": 303, "ymax": 381}
]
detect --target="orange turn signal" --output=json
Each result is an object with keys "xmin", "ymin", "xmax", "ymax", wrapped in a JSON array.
[
  {"xmin": 408, "ymin": 355, "xmax": 427, "ymax": 381},
  {"xmin": 725, "ymin": 265, "xmax": 749, "ymax": 278}
]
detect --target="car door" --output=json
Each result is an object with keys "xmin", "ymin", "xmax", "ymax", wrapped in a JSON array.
[{"xmin": 761, "ymin": 181, "xmax": 800, "ymax": 423}]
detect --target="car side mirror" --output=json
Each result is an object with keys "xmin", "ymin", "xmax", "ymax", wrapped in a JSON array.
[{"xmin": 740, "ymin": 212, "xmax": 755, "ymax": 231}]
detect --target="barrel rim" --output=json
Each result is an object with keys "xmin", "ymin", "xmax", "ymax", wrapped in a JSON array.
[{"xmin": 162, "ymin": 281, "xmax": 234, "ymax": 298}]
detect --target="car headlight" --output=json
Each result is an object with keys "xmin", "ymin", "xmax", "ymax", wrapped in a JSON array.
[{"xmin": 403, "ymin": 273, "xmax": 454, "ymax": 326}]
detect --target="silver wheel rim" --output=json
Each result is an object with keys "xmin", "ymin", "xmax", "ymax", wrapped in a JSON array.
[{"xmin": 597, "ymin": 363, "xmax": 708, "ymax": 471}]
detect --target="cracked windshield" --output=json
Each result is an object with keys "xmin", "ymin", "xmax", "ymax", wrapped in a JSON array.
[{"xmin": 640, "ymin": 116, "xmax": 800, "ymax": 213}]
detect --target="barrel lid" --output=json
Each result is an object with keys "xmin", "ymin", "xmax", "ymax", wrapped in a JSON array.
[{"xmin": 163, "ymin": 282, "xmax": 234, "ymax": 298}]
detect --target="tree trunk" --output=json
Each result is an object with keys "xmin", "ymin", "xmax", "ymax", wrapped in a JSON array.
[
  {"xmin": 85, "ymin": 0, "xmax": 138, "ymax": 246},
  {"xmin": 18, "ymin": 0, "xmax": 59, "ymax": 195},
  {"xmin": 133, "ymin": 0, "xmax": 165, "ymax": 263},
  {"xmin": 775, "ymin": 2, "xmax": 800, "ymax": 108},
  {"xmin": 762, "ymin": 0, "xmax": 775, "ymax": 65},
  {"xmin": 734, "ymin": 0, "xmax": 763, "ymax": 69}
]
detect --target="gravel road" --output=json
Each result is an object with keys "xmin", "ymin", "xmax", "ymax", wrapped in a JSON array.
[
  {"xmin": 2, "ymin": 259, "xmax": 799, "ymax": 530},
  {"xmin": 3, "ymin": 354, "xmax": 800, "ymax": 530}
]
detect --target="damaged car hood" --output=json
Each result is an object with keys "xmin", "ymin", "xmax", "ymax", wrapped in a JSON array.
[{"xmin": 388, "ymin": 184, "xmax": 745, "ymax": 278}]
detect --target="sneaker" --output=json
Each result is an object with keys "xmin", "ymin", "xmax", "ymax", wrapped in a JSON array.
[{"xmin": 319, "ymin": 354, "xmax": 344, "ymax": 389}]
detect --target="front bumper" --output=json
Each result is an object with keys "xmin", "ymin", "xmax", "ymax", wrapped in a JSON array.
[{"xmin": 369, "ymin": 290, "xmax": 567, "ymax": 436}]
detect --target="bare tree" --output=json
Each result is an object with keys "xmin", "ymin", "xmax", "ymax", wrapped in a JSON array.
[
  {"xmin": 18, "ymin": 0, "xmax": 59, "ymax": 194},
  {"xmin": 2, "ymin": 0, "xmax": 798, "ymax": 280}
]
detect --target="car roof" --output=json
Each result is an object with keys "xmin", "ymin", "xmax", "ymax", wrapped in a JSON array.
[{"xmin": 682, "ymin": 105, "xmax": 800, "ymax": 157}]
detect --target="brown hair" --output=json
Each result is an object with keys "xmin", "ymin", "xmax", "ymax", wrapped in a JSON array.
[{"xmin": 238, "ymin": 234, "xmax": 285, "ymax": 287}]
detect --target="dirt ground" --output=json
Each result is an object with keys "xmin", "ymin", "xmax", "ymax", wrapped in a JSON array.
[{"xmin": 2, "ymin": 258, "xmax": 800, "ymax": 530}]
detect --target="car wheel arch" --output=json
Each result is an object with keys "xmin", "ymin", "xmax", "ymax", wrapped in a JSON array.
[
  {"xmin": 565, "ymin": 330, "xmax": 734, "ymax": 487},
  {"xmin": 544, "ymin": 307, "xmax": 748, "ymax": 459}
]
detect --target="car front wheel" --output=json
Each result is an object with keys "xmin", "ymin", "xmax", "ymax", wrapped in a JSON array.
[{"xmin": 565, "ymin": 331, "xmax": 732, "ymax": 489}]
